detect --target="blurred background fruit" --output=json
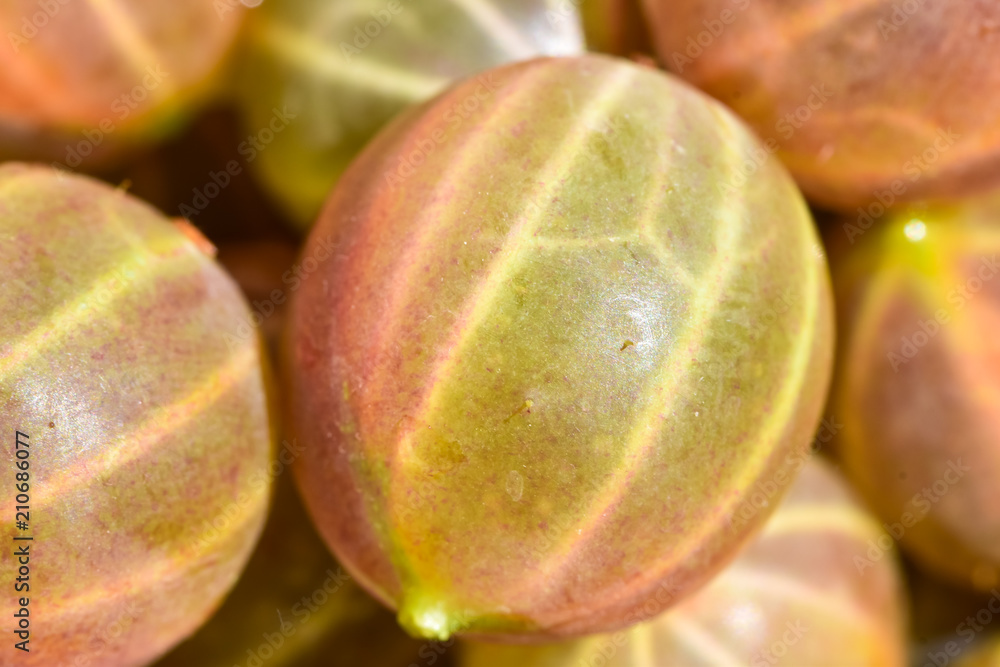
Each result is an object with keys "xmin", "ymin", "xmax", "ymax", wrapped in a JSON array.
[
  {"xmin": 0, "ymin": 0, "xmax": 246, "ymax": 168},
  {"xmin": 908, "ymin": 564, "xmax": 1000, "ymax": 667},
  {"xmin": 97, "ymin": 107, "xmax": 301, "ymax": 242},
  {"xmin": 2, "ymin": 0, "xmax": 996, "ymax": 661},
  {"xmin": 907, "ymin": 563, "xmax": 1000, "ymax": 649},
  {"xmin": 829, "ymin": 194, "xmax": 1000, "ymax": 592},
  {"xmin": 154, "ymin": 473, "xmax": 433, "ymax": 667},
  {"xmin": 285, "ymin": 54, "xmax": 833, "ymax": 642},
  {"xmin": 460, "ymin": 458, "xmax": 908, "ymax": 666},
  {"xmin": 954, "ymin": 636, "xmax": 1000, "ymax": 667},
  {"xmin": 578, "ymin": 0, "xmax": 652, "ymax": 57},
  {"xmin": 0, "ymin": 163, "xmax": 273, "ymax": 666},
  {"xmin": 58, "ymin": 106, "xmax": 305, "ymax": 358},
  {"xmin": 216, "ymin": 239, "xmax": 298, "ymax": 355},
  {"xmin": 641, "ymin": 0, "xmax": 1000, "ymax": 210},
  {"xmin": 234, "ymin": 0, "xmax": 585, "ymax": 230}
]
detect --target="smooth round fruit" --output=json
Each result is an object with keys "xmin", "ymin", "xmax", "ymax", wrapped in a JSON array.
[
  {"xmin": 641, "ymin": 0, "xmax": 1000, "ymax": 210},
  {"xmin": 286, "ymin": 54, "xmax": 834, "ymax": 642},
  {"xmin": 154, "ymin": 471, "xmax": 425, "ymax": 667},
  {"xmin": 0, "ymin": 163, "xmax": 273, "ymax": 666},
  {"xmin": 235, "ymin": 0, "xmax": 584, "ymax": 230},
  {"xmin": 460, "ymin": 459, "xmax": 908, "ymax": 667},
  {"xmin": 830, "ymin": 195, "xmax": 1000, "ymax": 591},
  {"xmin": 0, "ymin": 0, "xmax": 245, "ymax": 166}
]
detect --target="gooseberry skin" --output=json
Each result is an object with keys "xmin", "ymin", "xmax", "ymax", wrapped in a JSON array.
[
  {"xmin": 0, "ymin": 164, "xmax": 273, "ymax": 666},
  {"xmin": 459, "ymin": 460, "xmax": 909, "ymax": 667},
  {"xmin": 640, "ymin": 0, "xmax": 1000, "ymax": 210},
  {"xmin": 831, "ymin": 196, "xmax": 1000, "ymax": 592},
  {"xmin": 235, "ymin": 0, "xmax": 584, "ymax": 230},
  {"xmin": 286, "ymin": 54, "xmax": 834, "ymax": 642},
  {"xmin": 0, "ymin": 0, "xmax": 245, "ymax": 162}
]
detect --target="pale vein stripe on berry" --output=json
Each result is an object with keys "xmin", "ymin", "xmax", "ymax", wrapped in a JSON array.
[
  {"xmin": 516, "ymin": 131, "xmax": 699, "ymax": 289},
  {"xmin": 35, "ymin": 344, "xmax": 258, "ymax": 511},
  {"xmin": 43, "ymin": 493, "xmax": 266, "ymax": 616},
  {"xmin": 390, "ymin": 67, "xmax": 638, "ymax": 474},
  {"xmin": 637, "ymin": 227, "xmax": 697, "ymax": 288},
  {"xmin": 362, "ymin": 64, "xmax": 549, "ymax": 433},
  {"xmin": 629, "ymin": 620, "xmax": 659, "ymax": 667},
  {"xmin": 720, "ymin": 0, "xmax": 886, "ymax": 64},
  {"xmin": 0, "ymin": 208, "xmax": 188, "ymax": 379},
  {"xmin": 761, "ymin": 503, "xmax": 884, "ymax": 543},
  {"xmin": 526, "ymin": 232, "xmax": 698, "ymax": 289},
  {"xmin": 663, "ymin": 616, "xmax": 745, "ymax": 667},
  {"xmin": 533, "ymin": 111, "xmax": 823, "ymax": 617},
  {"xmin": 447, "ymin": 0, "xmax": 539, "ymax": 59},
  {"xmin": 654, "ymin": 185, "xmax": 823, "ymax": 588},
  {"xmin": 84, "ymin": 0, "xmax": 176, "ymax": 99},
  {"xmin": 717, "ymin": 565, "xmax": 877, "ymax": 630},
  {"xmin": 528, "ymin": 104, "xmax": 749, "ymax": 589},
  {"xmin": 253, "ymin": 20, "xmax": 449, "ymax": 101},
  {"xmin": 647, "ymin": 190, "xmax": 822, "ymax": 594}
]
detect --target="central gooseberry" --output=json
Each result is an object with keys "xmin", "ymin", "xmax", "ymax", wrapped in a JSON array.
[{"xmin": 286, "ymin": 54, "xmax": 834, "ymax": 642}]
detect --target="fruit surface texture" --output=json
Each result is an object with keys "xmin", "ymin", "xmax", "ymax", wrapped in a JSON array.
[
  {"xmin": 236, "ymin": 0, "xmax": 584, "ymax": 229},
  {"xmin": 286, "ymin": 55, "xmax": 834, "ymax": 642},
  {"xmin": 460, "ymin": 459, "xmax": 908, "ymax": 666},
  {"xmin": 832, "ymin": 196, "xmax": 1000, "ymax": 592},
  {"xmin": 0, "ymin": 163, "xmax": 273, "ymax": 666},
  {"xmin": 642, "ymin": 0, "xmax": 1000, "ymax": 210}
]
